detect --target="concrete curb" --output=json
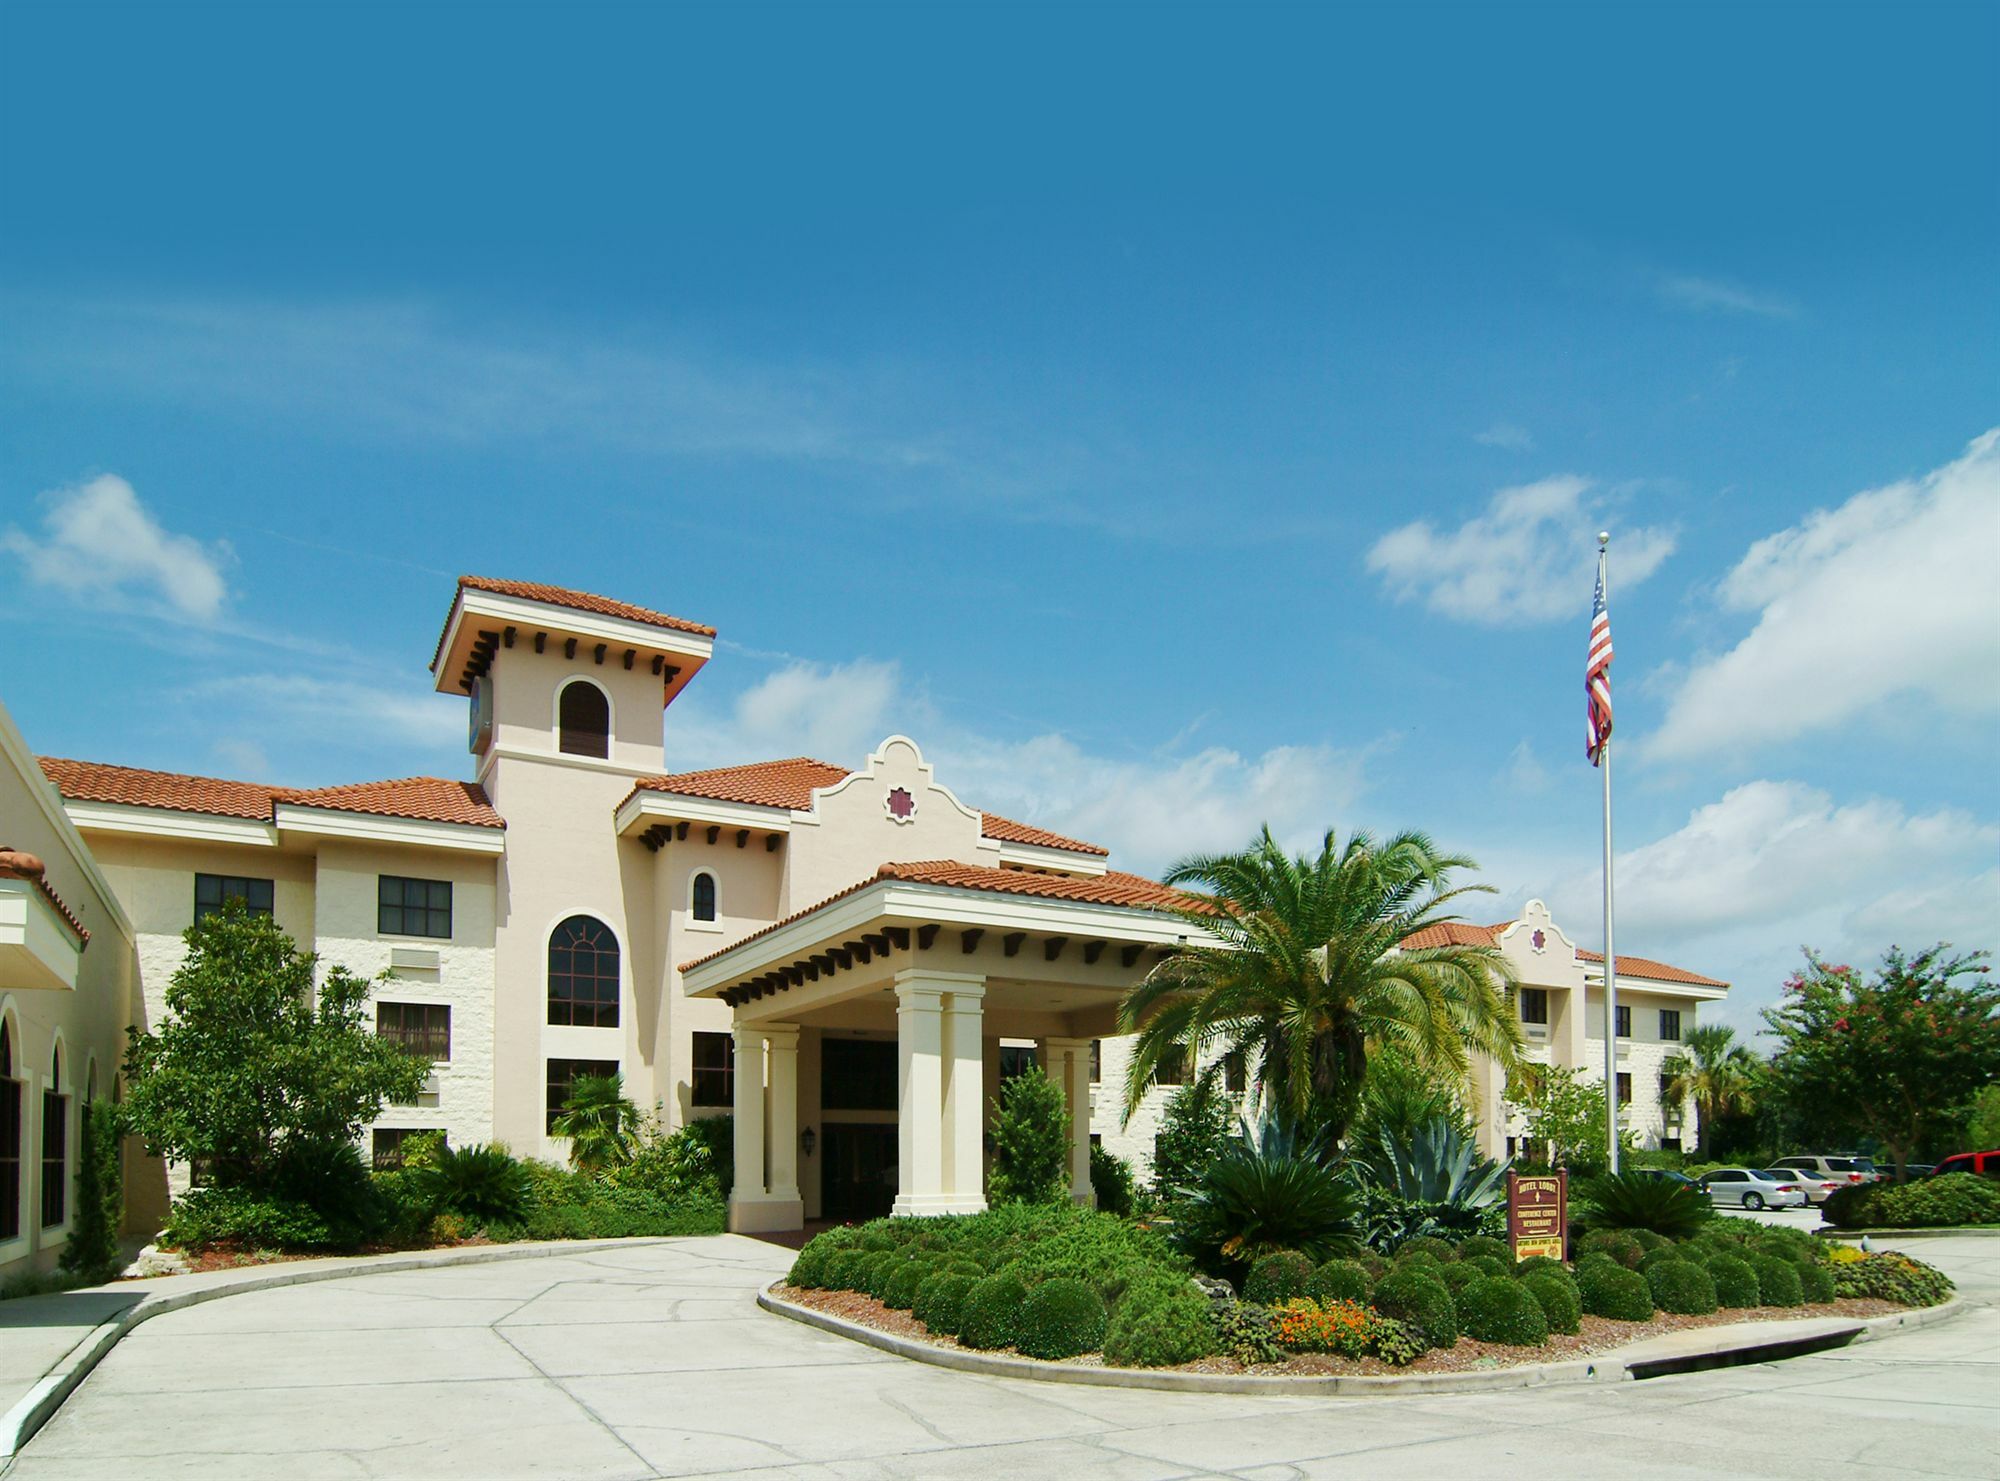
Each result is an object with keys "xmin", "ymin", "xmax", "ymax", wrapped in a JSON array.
[
  {"xmin": 1815, "ymin": 1226, "xmax": 2000, "ymax": 1241},
  {"xmin": 0, "ymin": 1235, "xmax": 693, "ymax": 1460},
  {"xmin": 756, "ymin": 1282, "xmax": 1969, "ymax": 1397}
]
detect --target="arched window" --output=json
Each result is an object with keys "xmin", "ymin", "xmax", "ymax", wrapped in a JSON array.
[
  {"xmin": 41, "ymin": 1044, "xmax": 65, "ymax": 1229},
  {"xmin": 558, "ymin": 681, "xmax": 610, "ymax": 759},
  {"xmin": 548, "ymin": 915, "xmax": 620, "ymax": 1028},
  {"xmin": 0, "ymin": 1023, "xmax": 18, "ymax": 1242},
  {"xmin": 691, "ymin": 871, "xmax": 717, "ymax": 923}
]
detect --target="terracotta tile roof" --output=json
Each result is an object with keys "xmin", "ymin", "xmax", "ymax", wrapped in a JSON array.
[
  {"xmin": 0, "ymin": 848, "xmax": 89, "ymax": 945},
  {"xmin": 38, "ymin": 756, "xmax": 291, "ymax": 821},
  {"xmin": 1398, "ymin": 921, "xmax": 1507, "ymax": 950},
  {"xmin": 977, "ymin": 812, "xmax": 1109, "ymax": 857},
  {"xmin": 681, "ymin": 860, "xmax": 1185, "ymax": 974},
  {"xmin": 40, "ymin": 757, "xmax": 502, "ymax": 831},
  {"xmin": 434, "ymin": 576, "xmax": 716, "ymax": 670},
  {"xmin": 1577, "ymin": 949, "xmax": 1728, "ymax": 989},
  {"xmin": 633, "ymin": 758, "xmax": 849, "ymax": 811},
  {"xmin": 282, "ymin": 778, "xmax": 503, "ymax": 829},
  {"xmin": 629, "ymin": 758, "xmax": 1109, "ymax": 855}
]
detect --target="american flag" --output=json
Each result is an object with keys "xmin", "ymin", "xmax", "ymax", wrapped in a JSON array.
[{"xmin": 1586, "ymin": 557, "xmax": 1614, "ymax": 765}]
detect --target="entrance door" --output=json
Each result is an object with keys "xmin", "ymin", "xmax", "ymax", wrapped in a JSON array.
[{"xmin": 821, "ymin": 1124, "xmax": 897, "ymax": 1222}]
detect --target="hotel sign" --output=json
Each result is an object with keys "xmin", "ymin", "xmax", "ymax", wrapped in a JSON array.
[{"xmin": 1507, "ymin": 1170, "xmax": 1567, "ymax": 1262}]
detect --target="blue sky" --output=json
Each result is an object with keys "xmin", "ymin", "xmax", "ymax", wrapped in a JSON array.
[{"xmin": 3, "ymin": 2, "xmax": 1995, "ymax": 1034}]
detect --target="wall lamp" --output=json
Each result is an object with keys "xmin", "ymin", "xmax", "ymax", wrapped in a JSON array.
[{"xmin": 799, "ymin": 1127, "xmax": 817, "ymax": 1158}]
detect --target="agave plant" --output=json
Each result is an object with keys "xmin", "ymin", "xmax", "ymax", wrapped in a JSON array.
[
  {"xmin": 409, "ymin": 1143, "xmax": 533, "ymax": 1224},
  {"xmin": 1348, "ymin": 1116, "xmax": 1510, "ymax": 1249},
  {"xmin": 1578, "ymin": 1171, "xmax": 1713, "ymax": 1240},
  {"xmin": 1172, "ymin": 1112, "xmax": 1361, "ymax": 1274}
]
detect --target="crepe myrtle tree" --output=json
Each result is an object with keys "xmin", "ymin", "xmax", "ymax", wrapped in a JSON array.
[
  {"xmin": 122, "ymin": 902, "xmax": 429, "ymax": 1193},
  {"xmin": 1763, "ymin": 945, "xmax": 2000, "ymax": 1181}
]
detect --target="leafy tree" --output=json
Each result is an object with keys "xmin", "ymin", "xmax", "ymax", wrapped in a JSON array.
[
  {"xmin": 1763, "ymin": 945, "xmax": 2000, "ymax": 1180},
  {"xmin": 1120, "ymin": 826, "xmax": 1521, "ymax": 1142},
  {"xmin": 1964, "ymin": 1084, "xmax": 2000, "ymax": 1152},
  {"xmin": 1504, "ymin": 1062, "xmax": 1632, "ymax": 1175},
  {"xmin": 122, "ymin": 903, "xmax": 428, "ymax": 1192},
  {"xmin": 552, "ymin": 1073, "xmax": 642, "ymax": 1174},
  {"xmin": 1659, "ymin": 1024, "xmax": 1760, "ymax": 1152},
  {"xmin": 1350, "ymin": 1045, "xmax": 1476, "ymax": 1148},
  {"xmin": 987, "ymin": 1064, "xmax": 1071, "ymax": 1205},
  {"xmin": 1150, "ymin": 1082, "xmax": 1232, "ymax": 1198}
]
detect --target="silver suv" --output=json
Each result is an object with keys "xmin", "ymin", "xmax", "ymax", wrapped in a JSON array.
[{"xmin": 1771, "ymin": 1154, "xmax": 1879, "ymax": 1185}]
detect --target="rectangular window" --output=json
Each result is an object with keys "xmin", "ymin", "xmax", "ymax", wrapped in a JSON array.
[
  {"xmin": 546, "ymin": 1058, "xmax": 620, "ymax": 1134},
  {"xmin": 377, "ymin": 1002, "xmax": 451, "ymax": 1061},
  {"xmin": 379, "ymin": 875, "xmax": 452, "ymax": 939},
  {"xmin": 820, "ymin": 1038, "xmax": 897, "ymax": 1112},
  {"xmin": 371, "ymin": 1127, "xmax": 442, "ymax": 1170},
  {"xmin": 40, "ymin": 1089, "xmax": 66, "ymax": 1228},
  {"xmin": 1223, "ymin": 1050, "xmax": 1246, "ymax": 1095},
  {"xmin": 691, "ymin": 1031, "xmax": 734, "ymax": 1108},
  {"xmin": 1614, "ymin": 1004, "xmax": 1632, "ymax": 1038},
  {"xmin": 998, "ymin": 1044, "xmax": 1038, "ymax": 1082},
  {"xmin": 194, "ymin": 873, "xmax": 274, "ymax": 923},
  {"xmin": 1659, "ymin": 1009, "xmax": 1682, "ymax": 1042},
  {"xmin": 1156, "ymin": 1045, "xmax": 1188, "ymax": 1086},
  {"xmin": 1520, "ymin": 988, "xmax": 1549, "ymax": 1025},
  {"xmin": 1615, "ymin": 1072, "xmax": 1632, "ymax": 1106},
  {"xmin": 0, "ymin": 1076, "xmax": 18, "ymax": 1242},
  {"xmin": 1089, "ymin": 1039, "xmax": 1102, "ymax": 1085}
]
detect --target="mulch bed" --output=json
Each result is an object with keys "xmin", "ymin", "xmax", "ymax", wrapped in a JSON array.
[
  {"xmin": 135, "ymin": 1234, "xmax": 506, "ymax": 1278},
  {"xmin": 773, "ymin": 1283, "xmax": 1907, "ymax": 1377}
]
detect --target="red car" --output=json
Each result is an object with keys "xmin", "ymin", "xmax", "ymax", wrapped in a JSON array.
[{"xmin": 1933, "ymin": 1150, "xmax": 2000, "ymax": 1180}]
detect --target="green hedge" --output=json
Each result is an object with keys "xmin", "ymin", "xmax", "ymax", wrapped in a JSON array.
[
  {"xmin": 1520, "ymin": 1272, "xmax": 1582, "ymax": 1334},
  {"xmin": 1014, "ymin": 1277, "xmax": 1108, "ymax": 1360},
  {"xmin": 1578, "ymin": 1261, "xmax": 1653, "ymax": 1321},
  {"xmin": 1825, "ymin": 1173, "xmax": 2000, "ymax": 1230},
  {"xmin": 1704, "ymin": 1253, "xmax": 1761, "ymax": 1308},
  {"xmin": 1646, "ymin": 1260, "xmax": 1718, "ymax": 1315},
  {"xmin": 1372, "ymin": 1268, "xmax": 1458, "ymax": 1349},
  {"xmin": 913, "ymin": 1271, "xmax": 979, "ymax": 1334},
  {"xmin": 959, "ymin": 1272, "xmax": 1030, "ymax": 1349},
  {"xmin": 1102, "ymin": 1276, "xmax": 1217, "ymax": 1367},
  {"xmin": 1747, "ymin": 1255, "xmax": 1804, "ymax": 1307},
  {"xmin": 1458, "ymin": 1276, "xmax": 1548, "ymax": 1345},
  {"xmin": 1244, "ymin": 1250, "xmax": 1314, "ymax": 1305},
  {"xmin": 1304, "ymin": 1259, "xmax": 1372, "ymax": 1306}
]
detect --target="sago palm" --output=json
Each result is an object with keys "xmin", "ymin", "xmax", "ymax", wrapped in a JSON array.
[
  {"xmin": 1119, "ymin": 825, "xmax": 1522, "ymax": 1141},
  {"xmin": 552, "ymin": 1072, "xmax": 641, "ymax": 1175},
  {"xmin": 1659, "ymin": 1024, "xmax": 1758, "ymax": 1151}
]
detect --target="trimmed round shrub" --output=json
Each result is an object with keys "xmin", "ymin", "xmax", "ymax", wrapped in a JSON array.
[
  {"xmin": 958, "ymin": 1273, "xmax": 1031, "ymax": 1349},
  {"xmin": 1372, "ymin": 1269, "xmax": 1459, "ymax": 1350},
  {"xmin": 1305, "ymin": 1259, "xmax": 1371, "ymax": 1307},
  {"xmin": 1440, "ymin": 1263, "xmax": 1485, "ymax": 1294},
  {"xmin": 1455, "ymin": 1235, "xmax": 1511, "ymax": 1264},
  {"xmin": 883, "ymin": 1260, "xmax": 933, "ymax": 1311},
  {"xmin": 1646, "ymin": 1260, "xmax": 1719, "ymax": 1315},
  {"xmin": 1638, "ymin": 1244, "xmax": 1688, "ymax": 1275},
  {"xmin": 859, "ymin": 1231, "xmax": 897, "ymax": 1253},
  {"xmin": 1014, "ymin": 1277, "xmax": 1109, "ymax": 1360},
  {"xmin": 1578, "ymin": 1261, "xmax": 1654, "ymax": 1321},
  {"xmin": 1458, "ymin": 1276, "xmax": 1550, "ymax": 1346},
  {"xmin": 912, "ymin": 1271, "xmax": 978, "ymax": 1335},
  {"xmin": 1578, "ymin": 1229, "xmax": 1645, "ymax": 1268},
  {"xmin": 1395, "ymin": 1249, "xmax": 1444, "ymax": 1275},
  {"xmin": 1243, "ymin": 1250, "xmax": 1314, "ymax": 1306},
  {"xmin": 865, "ymin": 1252, "xmax": 919, "ymax": 1301},
  {"xmin": 1521, "ymin": 1272, "xmax": 1582, "ymax": 1334},
  {"xmin": 1705, "ymin": 1253, "xmax": 1761, "ymax": 1308},
  {"xmin": 824, "ymin": 1249, "xmax": 874, "ymax": 1292},
  {"xmin": 1629, "ymin": 1228, "xmax": 1671, "ymax": 1252},
  {"xmin": 1357, "ymin": 1252, "xmax": 1392, "ymax": 1280},
  {"xmin": 1459, "ymin": 1254, "xmax": 1510, "ymax": 1281},
  {"xmin": 1748, "ymin": 1254, "xmax": 1804, "ymax": 1308},
  {"xmin": 786, "ymin": 1237, "xmax": 839, "ymax": 1289},
  {"xmin": 1103, "ymin": 1277, "xmax": 1218, "ymax": 1368},
  {"xmin": 941, "ymin": 1258, "xmax": 986, "ymax": 1281},
  {"xmin": 1796, "ymin": 1260, "xmax": 1836, "ymax": 1305},
  {"xmin": 1397, "ymin": 1236, "xmax": 1456, "ymax": 1264},
  {"xmin": 1515, "ymin": 1254, "xmax": 1572, "ymax": 1282}
]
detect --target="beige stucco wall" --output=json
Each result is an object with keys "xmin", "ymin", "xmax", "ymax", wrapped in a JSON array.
[{"xmin": 0, "ymin": 705, "xmax": 146, "ymax": 1275}]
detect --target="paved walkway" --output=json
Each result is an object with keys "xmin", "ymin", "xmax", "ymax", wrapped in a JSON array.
[{"xmin": 5, "ymin": 1233, "xmax": 1996, "ymax": 1479}]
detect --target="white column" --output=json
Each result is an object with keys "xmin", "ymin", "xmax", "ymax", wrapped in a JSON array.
[
  {"xmin": 729, "ymin": 1026, "xmax": 767, "ymax": 1210},
  {"xmin": 940, "ymin": 981, "xmax": 988, "ymax": 1214},
  {"xmin": 1045, "ymin": 1037, "xmax": 1097, "ymax": 1206},
  {"xmin": 765, "ymin": 1024, "xmax": 801, "ymax": 1204},
  {"xmin": 892, "ymin": 975, "xmax": 945, "ymax": 1215}
]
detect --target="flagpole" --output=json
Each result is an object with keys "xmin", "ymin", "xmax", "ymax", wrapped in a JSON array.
[{"xmin": 1598, "ymin": 531, "xmax": 1620, "ymax": 1174}]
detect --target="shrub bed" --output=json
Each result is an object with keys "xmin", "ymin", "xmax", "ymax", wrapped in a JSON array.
[
  {"xmin": 1646, "ymin": 1260, "xmax": 1719, "ymax": 1315},
  {"xmin": 1824, "ymin": 1173, "xmax": 2000, "ymax": 1230},
  {"xmin": 1014, "ymin": 1277, "xmax": 1108, "ymax": 1360},
  {"xmin": 1457, "ymin": 1276, "xmax": 1548, "ymax": 1345}
]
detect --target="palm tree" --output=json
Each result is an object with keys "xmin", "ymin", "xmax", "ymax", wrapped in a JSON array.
[
  {"xmin": 1119, "ymin": 826, "xmax": 1523, "ymax": 1142},
  {"xmin": 552, "ymin": 1072, "xmax": 641, "ymax": 1175},
  {"xmin": 1659, "ymin": 1024, "xmax": 1758, "ymax": 1152}
]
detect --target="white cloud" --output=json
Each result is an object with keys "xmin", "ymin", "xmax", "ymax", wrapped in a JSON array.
[
  {"xmin": 1474, "ymin": 421, "xmax": 1535, "ymax": 452},
  {"xmin": 1501, "ymin": 738, "xmax": 1551, "ymax": 794},
  {"xmin": 668, "ymin": 659, "xmax": 1375, "ymax": 876},
  {"xmin": 3, "ymin": 474, "xmax": 231, "ymax": 622},
  {"xmin": 1367, "ymin": 475, "xmax": 1677, "ymax": 625},
  {"xmin": 1646, "ymin": 430, "xmax": 2000, "ymax": 760},
  {"xmin": 1538, "ymin": 779, "xmax": 1998, "ymax": 1031},
  {"xmin": 1658, "ymin": 274, "xmax": 1796, "ymax": 319},
  {"xmin": 185, "ymin": 674, "xmax": 466, "ymax": 756}
]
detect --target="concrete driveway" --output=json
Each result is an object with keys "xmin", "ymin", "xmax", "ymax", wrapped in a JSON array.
[{"xmin": 8, "ymin": 1233, "xmax": 1996, "ymax": 1480}]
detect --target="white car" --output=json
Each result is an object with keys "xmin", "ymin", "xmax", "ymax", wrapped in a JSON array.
[
  {"xmin": 1760, "ymin": 1168, "xmax": 1844, "ymax": 1206},
  {"xmin": 1697, "ymin": 1168, "xmax": 1808, "ymax": 1210},
  {"xmin": 1771, "ymin": 1154, "xmax": 1879, "ymax": 1185}
]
